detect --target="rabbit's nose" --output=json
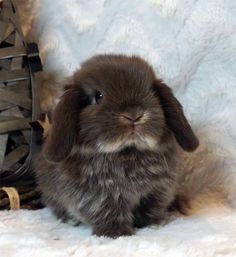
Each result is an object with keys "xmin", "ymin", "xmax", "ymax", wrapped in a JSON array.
[{"xmin": 120, "ymin": 112, "xmax": 144, "ymax": 124}]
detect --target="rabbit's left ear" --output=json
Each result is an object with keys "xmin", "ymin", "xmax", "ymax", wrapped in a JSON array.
[
  {"xmin": 43, "ymin": 86, "xmax": 90, "ymax": 162},
  {"xmin": 152, "ymin": 79, "xmax": 199, "ymax": 152}
]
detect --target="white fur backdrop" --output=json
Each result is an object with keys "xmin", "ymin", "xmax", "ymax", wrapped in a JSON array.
[{"xmin": 1, "ymin": 0, "xmax": 236, "ymax": 256}]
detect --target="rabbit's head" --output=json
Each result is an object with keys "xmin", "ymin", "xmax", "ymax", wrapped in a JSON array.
[{"xmin": 43, "ymin": 55, "xmax": 199, "ymax": 162}]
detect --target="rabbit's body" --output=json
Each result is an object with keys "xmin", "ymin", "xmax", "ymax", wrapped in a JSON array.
[
  {"xmin": 35, "ymin": 54, "xmax": 198, "ymax": 237},
  {"xmin": 36, "ymin": 143, "xmax": 177, "ymax": 236}
]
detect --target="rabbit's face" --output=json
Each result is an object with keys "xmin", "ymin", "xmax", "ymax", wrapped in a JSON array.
[
  {"xmin": 77, "ymin": 56, "xmax": 167, "ymax": 153},
  {"xmin": 44, "ymin": 55, "xmax": 199, "ymax": 162}
]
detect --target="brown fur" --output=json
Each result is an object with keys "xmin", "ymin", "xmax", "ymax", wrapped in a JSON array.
[{"xmin": 34, "ymin": 54, "xmax": 199, "ymax": 238}]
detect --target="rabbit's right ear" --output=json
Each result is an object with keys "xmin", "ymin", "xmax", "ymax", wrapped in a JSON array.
[
  {"xmin": 43, "ymin": 86, "xmax": 89, "ymax": 162},
  {"xmin": 152, "ymin": 79, "xmax": 199, "ymax": 152}
]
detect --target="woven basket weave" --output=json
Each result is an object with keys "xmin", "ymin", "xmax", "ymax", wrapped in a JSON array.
[{"xmin": 0, "ymin": 0, "xmax": 43, "ymax": 209}]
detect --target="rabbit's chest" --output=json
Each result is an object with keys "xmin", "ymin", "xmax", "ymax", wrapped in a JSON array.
[
  {"xmin": 78, "ymin": 152, "xmax": 173, "ymax": 198},
  {"xmin": 63, "ymin": 152, "xmax": 175, "ymax": 223}
]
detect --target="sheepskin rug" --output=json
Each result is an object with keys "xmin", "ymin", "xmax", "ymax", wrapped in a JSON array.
[{"xmin": 1, "ymin": 0, "xmax": 236, "ymax": 256}]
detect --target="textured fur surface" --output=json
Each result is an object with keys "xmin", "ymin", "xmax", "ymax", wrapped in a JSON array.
[{"xmin": 35, "ymin": 55, "xmax": 198, "ymax": 237}]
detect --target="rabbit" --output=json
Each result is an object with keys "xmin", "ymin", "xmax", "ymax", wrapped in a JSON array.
[{"xmin": 34, "ymin": 54, "xmax": 199, "ymax": 238}]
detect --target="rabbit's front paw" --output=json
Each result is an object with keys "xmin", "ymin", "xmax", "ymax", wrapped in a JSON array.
[{"xmin": 93, "ymin": 224, "xmax": 134, "ymax": 238}]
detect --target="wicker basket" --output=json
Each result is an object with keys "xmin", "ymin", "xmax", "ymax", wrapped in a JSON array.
[{"xmin": 0, "ymin": 0, "xmax": 43, "ymax": 209}]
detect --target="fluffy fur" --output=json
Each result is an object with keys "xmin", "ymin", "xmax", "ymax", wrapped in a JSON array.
[{"xmin": 35, "ymin": 54, "xmax": 198, "ymax": 238}]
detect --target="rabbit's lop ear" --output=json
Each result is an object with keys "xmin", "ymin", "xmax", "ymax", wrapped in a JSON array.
[
  {"xmin": 43, "ymin": 86, "xmax": 89, "ymax": 162},
  {"xmin": 153, "ymin": 80, "xmax": 199, "ymax": 152}
]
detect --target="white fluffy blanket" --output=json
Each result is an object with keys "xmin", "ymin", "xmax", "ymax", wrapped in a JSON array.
[
  {"xmin": 1, "ymin": 207, "xmax": 236, "ymax": 257},
  {"xmin": 1, "ymin": 0, "xmax": 236, "ymax": 256}
]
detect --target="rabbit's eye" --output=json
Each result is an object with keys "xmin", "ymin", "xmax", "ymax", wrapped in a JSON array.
[{"xmin": 92, "ymin": 91, "xmax": 103, "ymax": 104}]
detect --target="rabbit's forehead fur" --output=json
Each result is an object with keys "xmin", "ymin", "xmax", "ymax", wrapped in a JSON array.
[{"xmin": 74, "ymin": 55, "xmax": 156, "ymax": 101}]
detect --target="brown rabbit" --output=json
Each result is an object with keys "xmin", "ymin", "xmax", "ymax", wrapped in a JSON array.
[{"xmin": 35, "ymin": 54, "xmax": 199, "ymax": 238}]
